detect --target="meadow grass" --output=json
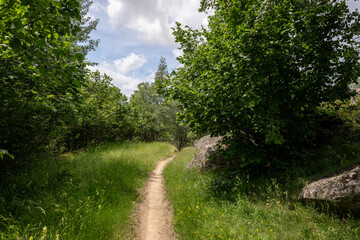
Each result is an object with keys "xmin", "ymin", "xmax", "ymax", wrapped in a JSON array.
[
  {"xmin": 164, "ymin": 147, "xmax": 360, "ymax": 240},
  {"xmin": 0, "ymin": 141, "xmax": 176, "ymax": 239}
]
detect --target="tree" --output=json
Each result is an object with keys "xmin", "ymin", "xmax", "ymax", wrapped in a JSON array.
[
  {"xmin": 130, "ymin": 57, "xmax": 189, "ymax": 148},
  {"xmin": 154, "ymin": 56, "xmax": 169, "ymax": 97},
  {"xmin": 0, "ymin": 0, "xmax": 97, "ymax": 159},
  {"xmin": 75, "ymin": 0, "xmax": 99, "ymax": 65},
  {"xmin": 167, "ymin": 0, "xmax": 360, "ymax": 167},
  {"xmin": 65, "ymin": 71, "xmax": 132, "ymax": 149},
  {"xmin": 130, "ymin": 82, "xmax": 167, "ymax": 141}
]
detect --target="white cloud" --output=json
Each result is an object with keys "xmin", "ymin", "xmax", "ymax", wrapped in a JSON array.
[
  {"xmin": 104, "ymin": 0, "xmax": 208, "ymax": 45},
  {"xmin": 172, "ymin": 49, "xmax": 183, "ymax": 59},
  {"xmin": 347, "ymin": 0, "xmax": 359, "ymax": 10},
  {"xmin": 88, "ymin": 57, "xmax": 150, "ymax": 96},
  {"xmin": 114, "ymin": 53, "xmax": 147, "ymax": 74},
  {"xmin": 107, "ymin": 0, "xmax": 126, "ymax": 26}
]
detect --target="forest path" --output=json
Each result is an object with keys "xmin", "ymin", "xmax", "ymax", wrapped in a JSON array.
[{"xmin": 133, "ymin": 156, "xmax": 177, "ymax": 240}]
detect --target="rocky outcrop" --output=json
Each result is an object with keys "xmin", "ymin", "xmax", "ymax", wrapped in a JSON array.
[
  {"xmin": 186, "ymin": 135, "xmax": 223, "ymax": 169},
  {"xmin": 299, "ymin": 165, "xmax": 360, "ymax": 215}
]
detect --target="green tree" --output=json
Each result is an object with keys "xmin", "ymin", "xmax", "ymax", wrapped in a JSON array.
[
  {"xmin": 75, "ymin": 0, "xmax": 99, "ymax": 64},
  {"xmin": 167, "ymin": 0, "xmax": 360, "ymax": 167},
  {"xmin": 65, "ymin": 71, "xmax": 133, "ymax": 149},
  {"xmin": 0, "ymin": 0, "xmax": 97, "ymax": 159},
  {"xmin": 130, "ymin": 82, "xmax": 166, "ymax": 141},
  {"xmin": 131, "ymin": 57, "xmax": 188, "ymax": 148}
]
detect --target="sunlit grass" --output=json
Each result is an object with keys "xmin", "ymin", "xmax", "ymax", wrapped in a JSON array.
[
  {"xmin": 164, "ymin": 147, "xmax": 360, "ymax": 240},
  {"xmin": 0, "ymin": 142, "xmax": 176, "ymax": 239}
]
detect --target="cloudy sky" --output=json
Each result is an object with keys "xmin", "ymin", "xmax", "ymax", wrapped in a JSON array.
[
  {"xmin": 87, "ymin": 0, "xmax": 207, "ymax": 95},
  {"xmin": 87, "ymin": 0, "xmax": 359, "ymax": 96}
]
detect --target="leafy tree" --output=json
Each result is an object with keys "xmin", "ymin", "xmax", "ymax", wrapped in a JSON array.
[
  {"xmin": 65, "ymin": 71, "xmax": 133, "ymax": 149},
  {"xmin": 167, "ymin": 0, "xmax": 360, "ymax": 167},
  {"xmin": 75, "ymin": 0, "xmax": 99, "ymax": 64},
  {"xmin": 130, "ymin": 82, "xmax": 167, "ymax": 141},
  {"xmin": 0, "ymin": 0, "xmax": 97, "ymax": 159},
  {"xmin": 131, "ymin": 58, "xmax": 189, "ymax": 148}
]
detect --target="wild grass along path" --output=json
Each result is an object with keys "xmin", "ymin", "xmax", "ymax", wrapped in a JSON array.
[{"xmin": 134, "ymin": 156, "xmax": 177, "ymax": 240}]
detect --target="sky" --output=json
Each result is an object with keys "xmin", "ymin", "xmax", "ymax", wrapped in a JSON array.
[
  {"xmin": 87, "ymin": 0, "xmax": 208, "ymax": 96},
  {"xmin": 87, "ymin": 0, "xmax": 359, "ymax": 96}
]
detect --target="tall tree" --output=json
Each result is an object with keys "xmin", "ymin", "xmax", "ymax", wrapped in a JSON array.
[
  {"xmin": 130, "ymin": 57, "xmax": 188, "ymax": 148},
  {"xmin": 154, "ymin": 57, "xmax": 169, "ymax": 90},
  {"xmin": 167, "ymin": 0, "xmax": 360, "ymax": 167},
  {"xmin": 66, "ymin": 71, "xmax": 132, "ymax": 149},
  {"xmin": 0, "ymin": 0, "xmax": 98, "ymax": 159},
  {"xmin": 75, "ymin": 0, "xmax": 99, "ymax": 64}
]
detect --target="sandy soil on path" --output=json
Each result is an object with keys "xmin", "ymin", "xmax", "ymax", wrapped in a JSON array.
[{"xmin": 133, "ymin": 156, "xmax": 177, "ymax": 240}]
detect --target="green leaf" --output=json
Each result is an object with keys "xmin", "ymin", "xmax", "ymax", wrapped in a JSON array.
[
  {"xmin": 0, "ymin": 23, "xmax": 5, "ymax": 32},
  {"xmin": 56, "ymin": 15, "xmax": 64, "ymax": 22},
  {"xmin": 55, "ymin": 79, "xmax": 62, "ymax": 86},
  {"xmin": 14, "ymin": 20, "xmax": 23, "ymax": 31},
  {"xmin": 39, "ymin": 67, "xmax": 47, "ymax": 75},
  {"xmin": 75, "ymin": 53, "xmax": 84, "ymax": 61},
  {"xmin": 52, "ymin": 1, "xmax": 61, "ymax": 9},
  {"xmin": 9, "ymin": 38, "xmax": 21, "ymax": 50},
  {"xmin": 72, "ymin": 79, "xmax": 81, "ymax": 87},
  {"xmin": 0, "ymin": 149, "xmax": 14, "ymax": 160},
  {"xmin": 37, "ymin": 38, "xmax": 46, "ymax": 47}
]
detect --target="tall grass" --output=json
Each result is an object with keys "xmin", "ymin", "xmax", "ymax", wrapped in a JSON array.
[
  {"xmin": 0, "ymin": 142, "xmax": 176, "ymax": 239},
  {"xmin": 164, "ymin": 147, "xmax": 360, "ymax": 240}
]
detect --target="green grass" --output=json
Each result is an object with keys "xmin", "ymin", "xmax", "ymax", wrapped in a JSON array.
[
  {"xmin": 0, "ymin": 142, "xmax": 176, "ymax": 240},
  {"xmin": 164, "ymin": 147, "xmax": 360, "ymax": 240}
]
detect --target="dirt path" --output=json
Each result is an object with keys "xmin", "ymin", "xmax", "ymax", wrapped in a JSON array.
[{"xmin": 133, "ymin": 156, "xmax": 177, "ymax": 240}]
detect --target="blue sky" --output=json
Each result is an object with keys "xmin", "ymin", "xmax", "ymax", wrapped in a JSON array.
[
  {"xmin": 87, "ymin": 0, "xmax": 359, "ymax": 96},
  {"xmin": 87, "ymin": 0, "xmax": 207, "ymax": 95}
]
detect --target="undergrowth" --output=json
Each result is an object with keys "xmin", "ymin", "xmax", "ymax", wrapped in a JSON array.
[{"xmin": 0, "ymin": 142, "xmax": 176, "ymax": 239}]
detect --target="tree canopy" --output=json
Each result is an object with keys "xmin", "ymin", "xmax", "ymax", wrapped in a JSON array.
[
  {"xmin": 167, "ymin": 0, "xmax": 360, "ymax": 167},
  {"xmin": 0, "ymin": 0, "xmax": 97, "ymax": 158}
]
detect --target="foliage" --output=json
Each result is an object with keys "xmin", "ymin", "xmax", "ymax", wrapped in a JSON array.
[
  {"xmin": 0, "ymin": 0, "xmax": 97, "ymax": 160},
  {"xmin": 167, "ymin": 0, "xmax": 360, "ymax": 167},
  {"xmin": 0, "ymin": 142, "xmax": 176, "ymax": 239},
  {"xmin": 65, "ymin": 71, "xmax": 134, "ymax": 150},
  {"xmin": 131, "ymin": 57, "xmax": 189, "ymax": 149},
  {"xmin": 76, "ymin": 0, "xmax": 99, "ymax": 65},
  {"xmin": 164, "ymin": 147, "xmax": 360, "ymax": 240}
]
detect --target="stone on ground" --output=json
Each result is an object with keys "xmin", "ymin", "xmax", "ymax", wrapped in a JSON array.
[
  {"xmin": 186, "ymin": 135, "xmax": 223, "ymax": 169},
  {"xmin": 299, "ymin": 165, "xmax": 360, "ymax": 215}
]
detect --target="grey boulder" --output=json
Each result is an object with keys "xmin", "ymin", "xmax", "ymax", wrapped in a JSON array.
[
  {"xmin": 186, "ymin": 135, "xmax": 223, "ymax": 169},
  {"xmin": 299, "ymin": 165, "xmax": 360, "ymax": 215}
]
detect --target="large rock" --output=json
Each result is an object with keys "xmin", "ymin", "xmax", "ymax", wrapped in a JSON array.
[
  {"xmin": 299, "ymin": 165, "xmax": 360, "ymax": 215},
  {"xmin": 186, "ymin": 135, "xmax": 223, "ymax": 169}
]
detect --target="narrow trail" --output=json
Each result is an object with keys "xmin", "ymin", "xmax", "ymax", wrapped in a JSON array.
[{"xmin": 134, "ymin": 156, "xmax": 177, "ymax": 240}]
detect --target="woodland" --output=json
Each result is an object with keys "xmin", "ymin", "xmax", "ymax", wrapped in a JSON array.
[{"xmin": 1, "ymin": 0, "xmax": 360, "ymax": 239}]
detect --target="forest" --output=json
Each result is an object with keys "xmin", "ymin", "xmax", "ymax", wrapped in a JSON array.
[{"xmin": 1, "ymin": 0, "xmax": 360, "ymax": 239}]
